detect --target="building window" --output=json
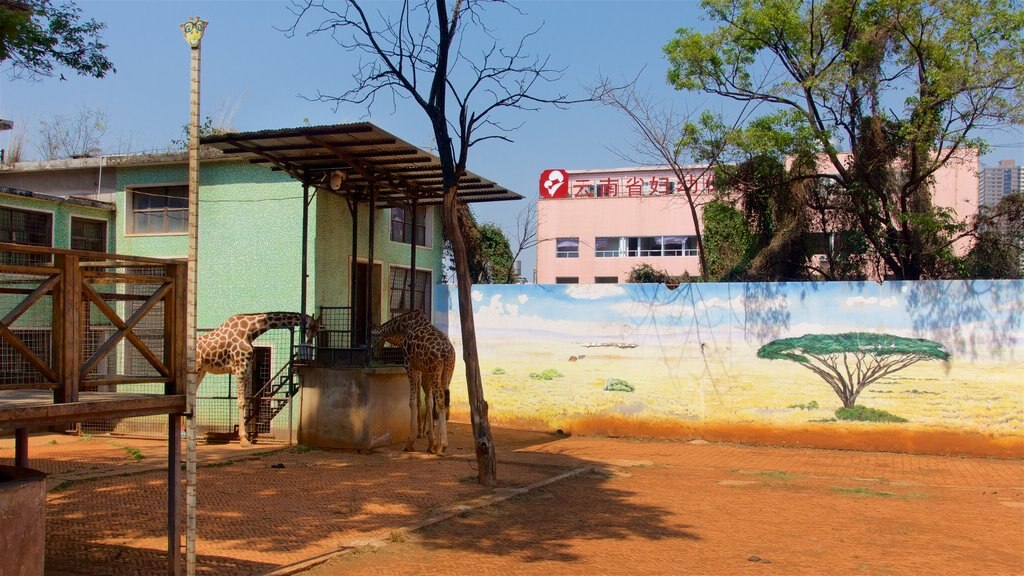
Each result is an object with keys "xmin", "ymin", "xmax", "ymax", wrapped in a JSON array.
[
  {"xmin": 71, "ymin": 217, "xmax": 107, "ymax": 252},
  {"xmin": 594, "ymin": 236, "xmax": 697, "ymax": 258},
  {"xmin": 595, "ymin": 236, "xmax": 621, "ymax": 257},
  {"xmin": 389, "ymin": 267, "xmax": 431, "ymax": 318},
  {"xmin": 391, "ymin": 206, "xmax": 429, "ymax": 247},
  {"xmin": 556, "ymin": 237, "xmax": 579, "ymax": 258},
  {"xmin": 128, "ymin": 186, "xmax": 188, "ymax": 235},
  {"xmin": 555, "ymin": 277, "xmax": 579, "ymax": 284},
  {"xmin": 595, "ymin": 276, "xmax": 618, "ymax": 284},
  {"xmin": 0, "ymin": 206, "xmax": 52, "ymax": 265}
]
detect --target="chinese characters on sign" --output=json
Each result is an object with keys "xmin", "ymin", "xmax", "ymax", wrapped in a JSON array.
[{"xmin": 539, "ymin": 170, "xmax": 715, "ymax": 199}]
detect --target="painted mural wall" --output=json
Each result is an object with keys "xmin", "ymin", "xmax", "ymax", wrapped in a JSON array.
[{"xmin": 437, "ymin": 280, "xmax": 1023, "ymax": 456}]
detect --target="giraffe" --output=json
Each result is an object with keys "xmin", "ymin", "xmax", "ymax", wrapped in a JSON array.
[
  {"xmin": 196, "ymin": 312, "xmax": 319, "ymax": 446},
  {"xmin": 371, "ymin": 309, "xmax": 455, "ymax": 455}
]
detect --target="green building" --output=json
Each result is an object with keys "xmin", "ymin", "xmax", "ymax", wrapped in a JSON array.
[{"xmin": 1, "ymin": 122, "xmax": 520, "ymax": 444}]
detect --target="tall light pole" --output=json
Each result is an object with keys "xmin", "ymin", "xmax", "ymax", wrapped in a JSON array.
[{"xmin": 180, "ymin": 15, "xmax": 206, "ymax": 576}]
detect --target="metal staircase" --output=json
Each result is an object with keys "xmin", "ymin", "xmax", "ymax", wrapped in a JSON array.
[{"xmin": 244, "ymin": 352, "xmax": 302, "ymax": 436}]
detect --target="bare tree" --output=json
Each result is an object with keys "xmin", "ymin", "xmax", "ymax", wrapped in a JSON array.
[
  {"xmin": 592, "ymin": 78, "xmax": 755, "ymax": 279},
  {"xmin": 35, "ymin": 106, "xmax": 106, "ymax": 159},
  {"xmin": 501, "ymin": 199, "xmax": 539, "ymax": 283},
  {"xmin": 286, "ymin": 0, "xmax": 580, "ymax": 486}
]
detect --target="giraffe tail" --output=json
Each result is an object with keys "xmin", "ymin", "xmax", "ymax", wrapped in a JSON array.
[{"xmin": 441, "ymin": 360, "xmax": 454, "ymax": 421}]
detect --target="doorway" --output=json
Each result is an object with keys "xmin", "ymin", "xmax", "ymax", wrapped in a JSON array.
[{"xmin": 352, "ymin": 261, "xmax": 382, "ymax": 347}]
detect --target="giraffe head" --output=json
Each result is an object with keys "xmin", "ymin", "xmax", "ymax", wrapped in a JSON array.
[
  {"xmin": 302, "ymin": 313, "xmax": 321, "ymax": 345},
  {"xmin": 371, "ymin": 309, "xmax": 428, "ymax": 350}
]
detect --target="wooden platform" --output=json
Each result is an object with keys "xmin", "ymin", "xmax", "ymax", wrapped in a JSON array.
[{"xmin": 0, "ymin": 391, "xmax": 187, "ymax": 430}]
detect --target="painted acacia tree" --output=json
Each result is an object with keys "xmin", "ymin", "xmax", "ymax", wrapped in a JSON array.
[
  {"xmin": 287, "ymin": 0, "xmax": 578, "ymax": 486},
  {"xmin": 0, "ymin": 0, "xmax": 114, "ymax": 80},
  {"xmin": 757, "ymin": 332, "xmax": 950, "ymax": 408},
  {"xmin": 664, "ymin": 0, "xmax": 1024, "ymax": 280}
]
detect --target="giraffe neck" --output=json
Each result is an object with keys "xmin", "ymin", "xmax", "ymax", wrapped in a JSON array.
[{"xmin": 244, "ymin": 312, "xmax": 308, "ymax": 341}]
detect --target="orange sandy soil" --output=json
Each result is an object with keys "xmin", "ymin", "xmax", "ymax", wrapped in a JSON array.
[
  {"xmin": 2, "ymin": 423, "xmax": 1022, "ymax": 575},
  {"xmin": 304, "ymin": 431, "xmax": 1024, "ymax": 576}
]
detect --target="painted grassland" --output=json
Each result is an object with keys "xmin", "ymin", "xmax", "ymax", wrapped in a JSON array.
[{"xmin": 446, "ymin": 336, "xmax": 1024, "ymax": 442}]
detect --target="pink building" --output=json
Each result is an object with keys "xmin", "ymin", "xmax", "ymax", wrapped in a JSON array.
[
  {"xmin": 536, "ymin": 166, "xmax": 712, "ymax": 284},
  {"xmin": 536, "ymin": 152, "xmax": 978, "ymax": 284}
]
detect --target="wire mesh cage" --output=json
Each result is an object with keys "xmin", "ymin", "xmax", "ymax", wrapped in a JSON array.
[{"xmin": 2, "ymin": 247, "xmax": 186, "ymax": 437}]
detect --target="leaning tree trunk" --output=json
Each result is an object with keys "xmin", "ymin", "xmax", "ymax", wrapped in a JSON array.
[{"xmin": 443, "ymin": 185, "xmax": 497, "ymax": 486}]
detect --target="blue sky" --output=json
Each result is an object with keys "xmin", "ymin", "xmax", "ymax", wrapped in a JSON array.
[{"xmin": 2, "ymin": 1, "xmax": 1022, "ymax": 278}]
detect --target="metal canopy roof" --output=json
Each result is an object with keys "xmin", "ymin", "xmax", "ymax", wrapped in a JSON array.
[{"xmin": 201, "ymin": 122, "xmax": 522, "ymax": 207}]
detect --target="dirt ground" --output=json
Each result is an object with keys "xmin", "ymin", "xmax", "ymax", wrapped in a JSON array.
[
  {"xmin": 302, "ymin": 434, "xmax": 1024, "ymax": 576},
  {"xmin": 2, "ymin": 423, "xmax": 1022, "ymax": 575}
]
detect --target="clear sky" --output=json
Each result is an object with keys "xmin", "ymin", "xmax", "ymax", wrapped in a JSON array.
[{"xmin": 1, "ymin": 1, "xmax": 1022, "ymax": 279}]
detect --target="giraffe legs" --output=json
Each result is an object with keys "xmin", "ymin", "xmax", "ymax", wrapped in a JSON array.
[
  {"xmin": 427, "ymin": 385, "xmax": 448, "ymax": 455},
  {"xmin": 404, "ymin": 368, "xmax": 421, "ymax": 452},
  {"xmin": 236, "ymin": 360, "xmax": 256, "ymax": 447},
  {"xmin": 425, "ymin": 367, "xmax": 448, "ymax": 455}
]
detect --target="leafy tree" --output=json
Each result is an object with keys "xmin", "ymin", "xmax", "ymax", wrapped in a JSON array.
[
  {"xmin": 627, "ymin": 263, "xmax": 673, "ymax": 284},
  {"xmin": 476, "ymin": 223, "xmax": 515, "ymax": 284},
  {"xmin": 757, "ymin": 332, "xmax": 950, "ymax": 408},
  {"xmin": 701, "ymin": 199, "xmax": 752, "ymax": 281},
  {"xmin": 665, "ymin": 0, "xmax": 1024, "ymax": 280},
  {"xmin": 0, "ymin": 0, "xmax": 114, "ymax": 80},
  {"xmin": 287, "ymin": 0, "xmax": 580, "ymax": 486},
  {"xmin": 962, "ymin": 193, "xmax": 1024, "ymax": 279}
]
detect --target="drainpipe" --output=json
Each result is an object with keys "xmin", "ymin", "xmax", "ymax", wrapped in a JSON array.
[
  {"xmin": 300, "ymin": 182, "xmax": 309, "ymax": 343},
  {"xmin": 365, "ymin": 184, "xmax": 376, "ymax": 365},
  {"xmin": 349, "ymin": 197, "xmax": 358, "ymax": 346},
  {"xmin": 408, "ymin": 198, "xmax": 418, "ymax": 311}
]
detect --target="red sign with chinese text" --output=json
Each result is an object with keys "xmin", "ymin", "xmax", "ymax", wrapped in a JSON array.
[{"xmin": 540, "ymin": 169, "xmax": 568, "ymax": 198}]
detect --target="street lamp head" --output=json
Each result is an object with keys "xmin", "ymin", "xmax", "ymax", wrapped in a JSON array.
[{"xmin": 181, "ymin": 16, "xmax": 208, "ymax": 49}]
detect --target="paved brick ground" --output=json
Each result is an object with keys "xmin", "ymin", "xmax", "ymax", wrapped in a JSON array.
[{"xmin": 3, "ymin": 426, "xmax": 1022, "ymax": 575}]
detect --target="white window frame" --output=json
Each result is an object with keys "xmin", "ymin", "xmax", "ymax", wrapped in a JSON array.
[{"xmin": 125, "ymin": 185, "xmax": 189, "ymax": 236}]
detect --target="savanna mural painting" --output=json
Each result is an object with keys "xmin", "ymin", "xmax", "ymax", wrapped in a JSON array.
[{"xmin": 437, "ymin": 280, "xmax": 1023, "ymax": 456}]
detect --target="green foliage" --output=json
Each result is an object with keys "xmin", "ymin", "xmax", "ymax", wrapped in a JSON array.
[
  {"xmin": 529, "ymin": 368, "xmax": 563, "ymax": 380},
  {"xmin": 702, "ymin": 200, "xmax": 753, "ymax": 280},
  {"xmin": 0, "ymin": 0, "xmax": 115, "ymax": 80},
  {"xmin": 603, "ymin": 378, "xmax": 635, "ymax": 392},
  {"xmin": 491, "ymin": 367, "xmax": 506, "ymax": 375},
  {"xmin": 835, "ymin": 406, "xmax": 908, "ymax": 423},
  {"xmin": 664, "ymin": 0, "xmax": 1024, "ymax": 280},
  {"xmin": 476, "ymin": 223, "xmax": 516, "ymax": 284},
  {"xmin": 170, "ymin": 115, "xmax": 218, "ymax": 151},
  {"xmin": 788, "ymin": 400, "xmax": 819, "ymax": 410},
  {"xmin": 963, "ymin": 193, "xmax": 1024, "ymax": 279},
  {"xmin": 626, "ymin": 263, "xmax": 673, "ymax": 284}
]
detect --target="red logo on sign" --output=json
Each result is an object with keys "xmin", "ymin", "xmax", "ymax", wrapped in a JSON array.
[{"xmin": 540, "ymin": 169, "xmax": 568, "ymax": 199}]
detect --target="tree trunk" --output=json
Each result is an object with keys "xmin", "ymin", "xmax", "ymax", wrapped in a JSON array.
[{"xmin": 443, "ymin": 185, "xmax": 497, "ymax": 486}]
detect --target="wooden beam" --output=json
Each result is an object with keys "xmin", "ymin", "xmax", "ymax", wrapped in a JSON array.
[
  {"xmin": 53, "ymin": 253, "xmax": 81, "ymax": 404},
  {"xmin": 0, "ymin": 395, "xmax": 187, "ymax": 429},
  {"xmin": 82, "ymin": 377, "xmax": 173, "ymax": 387},
  {"xmin": 1, "ymin": 274, "xmax": 60, "ymax": 327},
  {"xmin": 15, "ymin": 429, "xmax": 28, "ymax": 468},
  {"xmin": 0, "ymin": 383, "xmax": 58, "ymax": 391},
  {"xmin": 80, "ymin": 281, "xmax": 172, "ymax": 378},
  {"xmin": 0, "ymin": 324, "xmax": 57, "ymax": 383}
]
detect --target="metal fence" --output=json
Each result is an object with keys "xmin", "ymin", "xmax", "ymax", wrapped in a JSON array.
[{"xmin": 81, "ymin": 325, "xmax": 299, "ymax": 443}]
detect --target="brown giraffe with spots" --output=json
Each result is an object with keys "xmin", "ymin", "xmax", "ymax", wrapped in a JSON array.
[
  {"xmin": 372, "ymin": 309, "xmax": 455, "ymax": 455},
  {"xmin": 197, "ymin": 312, "xmax": 319, "ymax": 446}
]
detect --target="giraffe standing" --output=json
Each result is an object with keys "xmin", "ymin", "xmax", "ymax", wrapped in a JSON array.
[
  {"xmin": 372, "ymin": 309, "xmax": 455, "ymax": 455},
  {"xmin": 197, "ymin": 312, "xmax": 319, "ymax": 446}
]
